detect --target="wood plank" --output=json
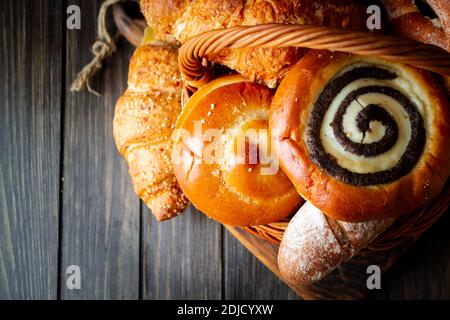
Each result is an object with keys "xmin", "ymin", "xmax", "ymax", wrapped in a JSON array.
[
  {"xmin": 0, "ymin": 0, "xmax": 63, "ymax": 299},
  {"xmin": 379, "ymin": 209, "xmax": 450, "ymax": 299},
  {"xmin": 60, "ymin": 0, "xmax": 140, "ymax": 299},
  {"xmin": 142, "ymin": 206, "xmax": 222, "ymax": 299},
  {"xmin": 225, "ymin": 225, "xmax": 413, "ymax": 300},
  {"xmin": 223, "ymin": 230, "xmax": 298, "ymax": 299},
  {"xmin": 98, "ymin": 2, "xmax": 450, "ymax": 300}
]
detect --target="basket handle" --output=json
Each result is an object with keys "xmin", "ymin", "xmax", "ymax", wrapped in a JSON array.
[{"xmin": 178, "ymin": 24, "xmax": 450, "ymax": 93}]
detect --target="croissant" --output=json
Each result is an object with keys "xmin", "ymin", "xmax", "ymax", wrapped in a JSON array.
[
  {"xmin": 113, "ymin": 44, "xmax": 189, "ymax": 221},
  {"xmin": 140, "ymin": 0, "xmax": 368, "ymax": 87}
]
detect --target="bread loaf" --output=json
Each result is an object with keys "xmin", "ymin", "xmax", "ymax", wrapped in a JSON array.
[
  {"xmin": 278, "ymin": 201, "xmax": 394, "ymax": 285},
  {"xmin": 381, "ymin": 0, "xmax": 449, "ymax": 51},
  {"xmin": 140, "ymin": 0, "xmax": 368, "ymax": 87}
]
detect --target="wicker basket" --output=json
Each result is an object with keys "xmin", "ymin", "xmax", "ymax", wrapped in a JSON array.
[{"xmin": 177, "ymin": 24, "xmax": 450, "ymax": 251}]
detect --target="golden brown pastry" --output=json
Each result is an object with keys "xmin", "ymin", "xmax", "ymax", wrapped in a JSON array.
[
  {"xmin": 172, "ymin": 75, "xmax": 302, "ymax": 226},
  {"xmin": 113, "ymin": 44, "xmax": 189, "ymax": 221},
  {"xmin": 381, "ymin": 1, "xmax": 450, "ymax": 99},
  {"xmin": 270, "ymin": 50, "xmax": 450, "ymax": 222},
  {"xmin": 381, "ymin": 0, "xmax": 450, "ymax": 52},
  {"xmin": 278, "ymin": 201, "xmax": 394, "ymax": 285},
  {"xmin": 441, "ymin": 75, "xmax": 450, "ymax": 96},
  {"xmin": 140, "ymin": 0, "xmax": 368, "ymax": 87},
  {"xmin": 140, "ymin": 0, "xmax": 193, "ymax": 40}
]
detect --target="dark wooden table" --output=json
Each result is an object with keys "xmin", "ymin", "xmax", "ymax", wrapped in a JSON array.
[{"xmin": 1, "ymin": 0, "xmax": 450, "ymax": 300}]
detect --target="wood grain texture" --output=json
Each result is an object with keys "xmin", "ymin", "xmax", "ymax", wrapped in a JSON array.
[
  {"xmin": 2, "ymin": 0, "xmax": 450, "ymax": 300},
  {"xmin": 0, "ymin": 0, "xmax": 62, "ymax": 299},
  {"xmin": 223, "ymin": 230, "xmax": 298, "ymax": 300},
  {"xmin": 60, "ymin": 0, "xmax": 140, "ymax": 299},
  {"xmin": 225, "ymin": 225, "xmax": 415, "ymax": 300},
  {"xmin": 379, "ymin": 211, "xmax": 450, "ymax": 299},
  {"xmin": 142, "ymin": 206, "xmax": 222, "ymax": 299}
]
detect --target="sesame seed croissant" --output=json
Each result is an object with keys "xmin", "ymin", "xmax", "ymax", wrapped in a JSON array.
[{"xmin": 113, "ymin": 44, "xmax": 189, "ymax": 221}]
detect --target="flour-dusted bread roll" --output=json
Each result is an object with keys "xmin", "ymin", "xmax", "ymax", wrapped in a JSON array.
[
  {"xmin": 270, "ymin": 50, "xmax": 450, "ymax": 222},
  {"xmin": 140, "ymin": 0, "xmax": 368, "ymax": 87},
  {"xmin": 113, "ymin": 44, "xmax": 189, "ymax": 221},
  {"xmin": 278, "ymin": 201, "xmax": 394, "ymax": 285},
  {"xmin": 172, "ymin": 75, "xmax": 302, "ymax": 226}
]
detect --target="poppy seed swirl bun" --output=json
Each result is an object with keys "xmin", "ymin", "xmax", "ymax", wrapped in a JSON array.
[
  {"xmin": 270, "ymin": 50, "xmax": 450, "ymax": 222},
  {"xmin": 172, "ymin": 75, "xmax": 302, "ymax": 226}
]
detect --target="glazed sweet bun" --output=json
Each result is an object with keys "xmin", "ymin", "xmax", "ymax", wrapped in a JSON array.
[
  {"xmin": 172, "ymin": 75, "xmax": 302, "ymax": 226},
  {"xmin": 270, "ymin": 50, "xmax": 450, "ymax": 222}
]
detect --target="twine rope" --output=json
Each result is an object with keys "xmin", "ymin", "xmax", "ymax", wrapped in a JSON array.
[{"xmin": 70, "ymin": 0, "xmax": 126, "ymax": 95}]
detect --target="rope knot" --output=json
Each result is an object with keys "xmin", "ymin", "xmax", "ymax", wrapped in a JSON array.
[
  {"xmin": 92, "ymin": 37, "xmax": 116, "ymax": 55},
  {"xmin": 70, "ymin": 0, "xmax": 126, "ymax": 95}
]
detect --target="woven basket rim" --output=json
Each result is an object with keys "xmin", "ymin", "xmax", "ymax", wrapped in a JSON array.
[
  {"xmin": 242, "ymin": 183, "xmax": 450, "ymax": 249},
  {"xmin": 178, "ymin": 23, "xmax": 450, "ymax": 250},
  {"xmin": 178, "ymin": 23, "xmax": 450, "ymax": 93}
]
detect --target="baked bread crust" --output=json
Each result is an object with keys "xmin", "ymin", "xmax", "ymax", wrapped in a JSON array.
[
  {"xmin": 382, "ymin": 0, "xmax": 450, "ymax": 52},
  {"xmin": 139, "ymin": 0, "xmax": 193, "ymax": 40},
  {"xmin": 140, "ymin": 0, "xmax": 367, "ymax": 87},
  {"xmin": 113, "ymin": 44, "xmax": 189, "ymax": 221},
  {"xmin": 270, "ymin": 50, "xmax": 450, "ymax": 222},
  {"xmin": 278, "ymin": 201, "xmax": 394, "ymax": 285},
  {"xmin": 172, "ymin": 75, "xmax": 302, "ymax": 226}
]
